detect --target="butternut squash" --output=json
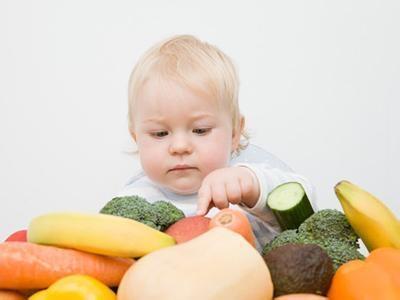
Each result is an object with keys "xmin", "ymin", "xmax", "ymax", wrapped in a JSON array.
[{"xmin": 117, "ymin": 227, "xmax": 273, "ymax": 300}]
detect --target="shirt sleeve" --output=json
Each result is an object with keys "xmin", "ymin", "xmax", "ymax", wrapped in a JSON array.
[{"xmin": 234, "ymin": 162, "xmax": 317, "ymax": 223}]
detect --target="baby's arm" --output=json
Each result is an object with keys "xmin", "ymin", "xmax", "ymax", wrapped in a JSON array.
[
  {"xmin": 196, "ymin": 163, "xmax": 316, "ymax": 223},
  {"xmin": 234, "ymin": 162, "xmax": 316, "ymax": 222}
]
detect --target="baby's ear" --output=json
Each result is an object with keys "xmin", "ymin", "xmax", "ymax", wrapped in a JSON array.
[
  {"xmin": 129, "ymin": 127, "xmax": 137, "ymax": 141},
  {"xmin": 232, "ymin": 115, "xmax": 245, "ymax": 150}
]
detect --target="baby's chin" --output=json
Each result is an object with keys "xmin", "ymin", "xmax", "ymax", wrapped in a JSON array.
[
  {"xmin": 167, "ymin": 185, "xmax": 198, "ymax": 195},
  {"xmin": 164, "ymin": 181, "xmax": 201, "ymax": 195}
]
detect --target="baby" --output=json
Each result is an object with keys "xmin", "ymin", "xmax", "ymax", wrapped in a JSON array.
[{"xmin": 118, "ymin": 35, "xmax": 315, "ymax": 251}]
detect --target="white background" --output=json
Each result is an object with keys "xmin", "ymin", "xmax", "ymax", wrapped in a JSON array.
[{"xmin": 1, "ymin": 1, "xmax": 399, "ymax": 240}]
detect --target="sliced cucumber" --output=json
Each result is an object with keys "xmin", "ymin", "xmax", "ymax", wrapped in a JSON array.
[{"xmin": 267, "ymin": 182, "xmax": 314, "ymax": 230}]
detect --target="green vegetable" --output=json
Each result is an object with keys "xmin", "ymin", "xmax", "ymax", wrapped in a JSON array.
[
  {"xmin": 262, "ymin": 209, "xmax": 364, "ymax": 270},
  {"xmin": 100, "ymin": 196, "xmax": 185, "ymax": 231},
  {"xmin": 152, "ymin": 201, "xmax": 186, "ymax": 231},
  {"xmin": 267, "ymin": 182, "xmax": 314, "ymax": 230},
  {"xmin": 262, "ymin": 229, "xmax": 300, "ymax": 254},
  {"xmin": 298, "ymin": 209, "xmax": 359, "ymax": 247},
  {"xmin": 314, "ymin": 238, "xmax": 365, "ymax": 270}
]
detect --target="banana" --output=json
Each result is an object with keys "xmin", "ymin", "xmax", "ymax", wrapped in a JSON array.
[
  {"xmin": 28, "ymin": 212, "xmax": 175, "ymax": 258},
  {"xmin": 335, "ymin": 180, "xmax": 400, "ymax": 252}
]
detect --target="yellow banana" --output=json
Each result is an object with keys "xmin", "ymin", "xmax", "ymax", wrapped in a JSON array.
[
  {"xmin": 335, "ymin": 180, "xmax": 400, "ymax": 251},
  {"xmin": 28, "ymin": 212, "xmax": 175, "ymax": 257}
]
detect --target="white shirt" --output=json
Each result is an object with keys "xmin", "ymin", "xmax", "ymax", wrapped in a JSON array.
[{"xmin": 116, "ymin": 144, "xmax": 316, "ymax": 252}]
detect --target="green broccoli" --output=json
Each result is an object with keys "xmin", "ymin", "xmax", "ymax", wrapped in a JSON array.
[
  {"xmin": 100, "ymin": 195, "xmax": 185, "ymax": 231},
  {"xmin": 262, "ymin": 209, "xmax": 364, "ymax": 270},
  {"xmin": 152, "ymin": 200, "xmax": 185, "ymax": 231},
  {"xmin": 315, "ymin": 238, "xmax": 365, "ymax": 269},
  {"xmin": 298, "ymin": 209, "xmax": 359, "ymax": 248},
  {"xmin": 262, "ymin": 229, "xmax": 299, "ymax": 256}
]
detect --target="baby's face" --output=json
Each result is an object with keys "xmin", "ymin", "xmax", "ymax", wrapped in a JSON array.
[{"xmin": 132, "ymin": 78, "xmax": 239, "ymax": 194}]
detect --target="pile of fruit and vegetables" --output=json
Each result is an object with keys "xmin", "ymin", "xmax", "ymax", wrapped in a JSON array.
[{"xmin": 1, "ymin": 180, "xmax": 399, "ymax": 300}]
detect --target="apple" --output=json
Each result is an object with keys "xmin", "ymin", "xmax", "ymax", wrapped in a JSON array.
[
  {"xmin": 5, "ymin": 229, "xmax": 27, "ymax": 242},
  {"xmin": 165, "ymin": 216, "xmax": 210, "ymax": 243}
]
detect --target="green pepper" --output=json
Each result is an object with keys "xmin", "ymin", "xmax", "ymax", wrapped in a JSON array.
[{"xmin": 29, "ymin": 274, "xmax": 116, "ymax": 300}]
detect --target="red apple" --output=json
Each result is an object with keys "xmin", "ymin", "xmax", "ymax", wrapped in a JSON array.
[
  {"xmin": 5, "ymin": 229, "xmax": 27, "ymax": 242},
  {"xmin": 165, "ymin": 216, "xmax": 211, "ymax": 243}
]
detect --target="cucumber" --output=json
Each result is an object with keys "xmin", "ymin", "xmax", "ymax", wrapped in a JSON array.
[{"xmin": 267, "ymin": 182, "xmax": 314, "ymax": 230}]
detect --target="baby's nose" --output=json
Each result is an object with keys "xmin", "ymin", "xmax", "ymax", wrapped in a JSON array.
[{"xmin": 169, "ymin": 135, "xmax": 193, "ymax": 155}]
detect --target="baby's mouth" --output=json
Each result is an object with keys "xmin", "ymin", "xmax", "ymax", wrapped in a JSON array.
[{"xmin": 168, "ymin": 165, "xmax": 197, "ymax": 172}]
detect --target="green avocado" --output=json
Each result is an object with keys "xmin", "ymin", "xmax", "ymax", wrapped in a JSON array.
[{"xmin": 263, "ymin": 243, "xmax": 334, "ymax": 297}]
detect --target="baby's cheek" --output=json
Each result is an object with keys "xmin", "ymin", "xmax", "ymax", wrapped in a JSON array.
[
  {"xmin": 200, "ymin": 147, "xmax": 231, "ymax": 174},
  {"xmin": 139, "ymin": 149, "xmax": 164, "ymax": 181}
]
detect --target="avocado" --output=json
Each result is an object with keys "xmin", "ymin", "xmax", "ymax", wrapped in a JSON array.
[{"xmin": 263, "ymin": 243, "xmax": 334, "ymax": 297}]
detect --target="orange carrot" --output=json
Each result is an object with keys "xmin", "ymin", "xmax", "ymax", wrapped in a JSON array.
[
  {"xmin": 0, "ymin": 290, "xmax": 26, "ymax": 300},
  {"xmin": 0, "ymin": 242, "xmax": 134, "ymax": 290},
  {"xmin": 209, "ymin": 208, "xmax": 256, "ymax": 247}
]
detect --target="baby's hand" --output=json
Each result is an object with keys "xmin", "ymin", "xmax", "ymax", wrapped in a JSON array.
[{"xmin": 196, "ymin": 166, "xmax": 260, "ymax": 215}]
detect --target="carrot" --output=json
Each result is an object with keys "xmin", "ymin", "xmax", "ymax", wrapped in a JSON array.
[
  {"xmin": 209, "ymin": 208, "xmax": 256, "ymax": 247},
  {"xmin": 0, "ymin": 242, "xmax": 134, "ymax": 290},
  {"xmin": 0, "ymin": 290, "xmax": 26, "ymax": 300}
]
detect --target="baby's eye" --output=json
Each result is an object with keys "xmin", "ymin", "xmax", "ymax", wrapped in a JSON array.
[
  {"xmin": 151, "ymin": 131, "xmax": 169, "ymax": 138},
  {"xmin": 193, "ymin": 128, "xmax": 211, "ymax": 135}
]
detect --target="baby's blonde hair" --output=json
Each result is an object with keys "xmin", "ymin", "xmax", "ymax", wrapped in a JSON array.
[{"xmin": 128, "ymin": 34, "xmax": 248, "ymax": 151}]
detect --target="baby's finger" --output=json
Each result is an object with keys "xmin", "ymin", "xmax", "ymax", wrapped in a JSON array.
[
  {"xmin": 197, "ymin": 184, "xmax": 212, "ymax": 215},
  {"xmin": 240, "ymin": 176, "xmax": 255, "ymax": 199},
  {"xmin": 211, "ymin": 182, "xmax": 229, "ymax": 210},
  {"xmin": 226, "ymin": 180, "xmax": 242, "ymax": 204}
]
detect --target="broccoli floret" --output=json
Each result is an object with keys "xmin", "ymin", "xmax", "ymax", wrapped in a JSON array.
[
  {"xmin": 100, "ymin": 196, "xmax": 158, "ymax": 229},
  {"xmin": 298, "ymin": 209, "xmax": 359, "ymax": 248},
  {"xmin": 99, "ymin": 195, "xmax": 185, "ymax": 231},
  {"xmin": 152, "ymin": 200, "xmax": 185, "ymax": 231},
  {"xmin": 262, "ymin": 209, "xmax": 364, "ymax": 270},
  {"xmin": 314, "ymin": 238, "xmax": 365, "ymax": 270},
  {"xmin": 261, "ymin": 229, "xmax": 299, "ymax": 256},
  {"xmin": 296, "ymin": 233, "xmax": 365, "ymax": 270}
]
